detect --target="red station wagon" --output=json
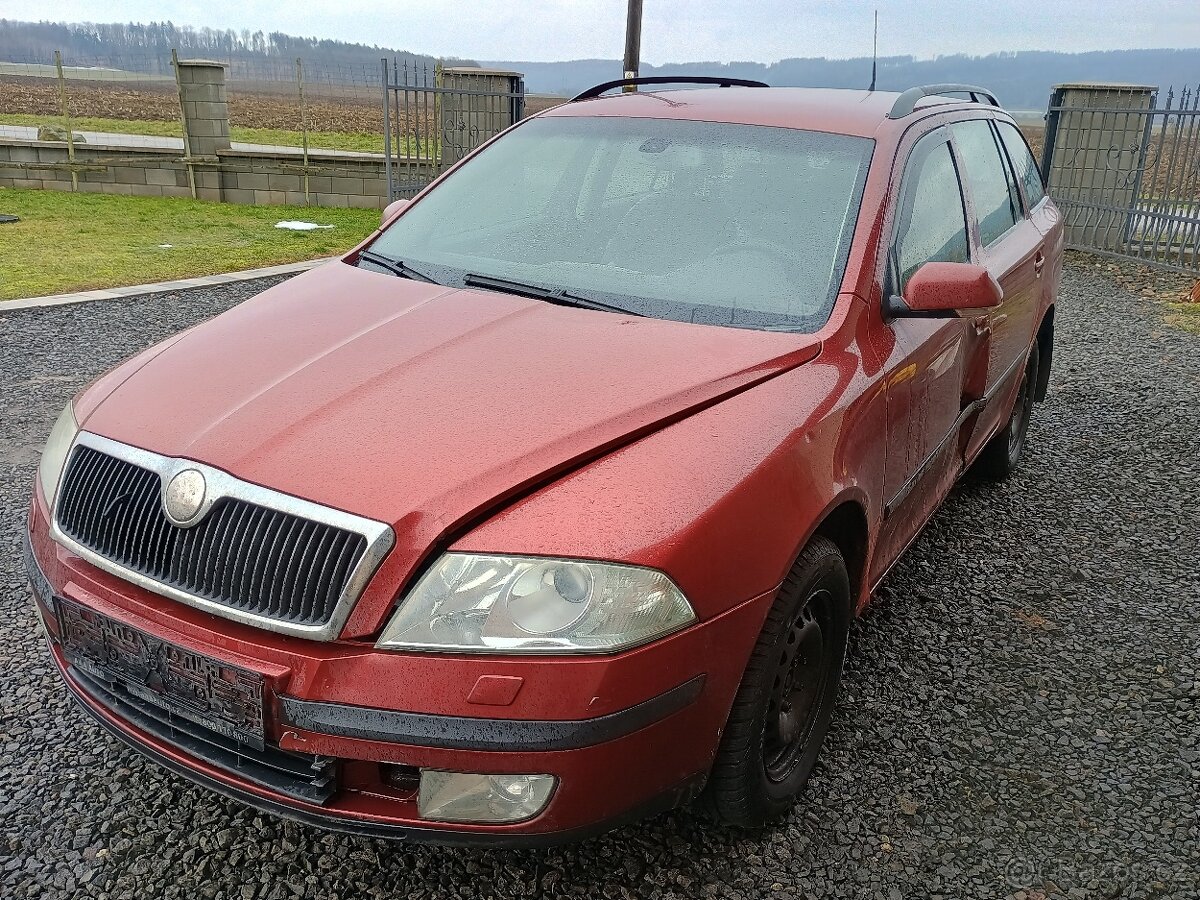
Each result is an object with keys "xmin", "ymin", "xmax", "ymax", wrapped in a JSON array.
[{"xmin": 26, "ymin": 78, "xmax": 1062, "ymax": 845}]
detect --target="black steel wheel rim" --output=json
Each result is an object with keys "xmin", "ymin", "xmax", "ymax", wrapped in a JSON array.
[{"xmin": 764, "ymin": 588, "xmax": 831, "ymax": 782}]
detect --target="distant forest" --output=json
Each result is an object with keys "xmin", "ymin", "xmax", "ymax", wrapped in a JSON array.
[
  {"xmin": 0, "ymin": 19, "xmax": 477, "ymax": 75},
  {"xmin": 496, "ymin": 49, "xmax": 1200, "ymax": 109},
  {"xmin": 1, "ymin": 20, "xmax": 1196, "ymax": 110}
]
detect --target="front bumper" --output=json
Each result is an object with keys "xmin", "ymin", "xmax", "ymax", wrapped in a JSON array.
[
  {"xmin": 55, "ymin": 648, "xmax": 704, "ymax": 846},
  {"xmin": 26, "ymin": 495, "xmax": 772, "ymax": 845}
]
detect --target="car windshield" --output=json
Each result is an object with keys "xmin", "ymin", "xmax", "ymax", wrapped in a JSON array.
[{"xmin": 367, "ymin": 115, "xmax": 874, "ymax": 331}]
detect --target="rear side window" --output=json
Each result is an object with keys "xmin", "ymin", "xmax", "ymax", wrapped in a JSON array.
[
  {"xmin": 997, "ymin": 121, "xmax": 1046, "ymax": 208},
  {"xmin": 895, "ymin": 138, "xmax": 970, "ymax": 290},
  {"xmin": 951, "ymin": 120, "xmax": 1020, "ymax": 245}
]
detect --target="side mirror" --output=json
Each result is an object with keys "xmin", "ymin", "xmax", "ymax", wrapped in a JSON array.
[
  {"xmin": 885, "ymin": 262, "xmax": 1003, "ymax": 317},
  {"xmin": 381, "ymin": 198, "xmax": 409, "ymax": 226}
]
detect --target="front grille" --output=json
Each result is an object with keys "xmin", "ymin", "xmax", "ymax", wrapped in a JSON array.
[{"xmin": 56, "ymin": 444, "xmax": 369, "ymax": 629}]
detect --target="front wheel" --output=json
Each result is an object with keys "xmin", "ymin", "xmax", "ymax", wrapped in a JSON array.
[
  {"xmin": 975, "ymin": 341, "xmax": 1040, "ymax": 482},
  {"xmin": 704, "ymin": 536, "xmax": 851, "ymax": 827}
]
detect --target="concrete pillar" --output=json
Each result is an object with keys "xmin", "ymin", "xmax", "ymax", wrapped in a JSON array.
[
  {"xmin": 439, "ymin": 67, "xmax": 524, "ymax": 167},
  {"xmin": 1043, "ymin": 82, "xmax": 1156, "ymax": 251},
  {"xmin": 176, "ymin": 59, "xmax": 230, "ymax": 201}
]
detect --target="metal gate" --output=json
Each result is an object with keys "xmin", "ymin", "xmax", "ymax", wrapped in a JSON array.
[
  {"xmin": 1042, "ymin": 83, "xmax": 1200, "ymax": 273},
  {"xmin": 380, "ymin": 60, "xmax": 525, "ymax": 201}
]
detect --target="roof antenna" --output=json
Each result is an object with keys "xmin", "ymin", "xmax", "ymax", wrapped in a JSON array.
[{"xmin": 868, "ymin": 9, "xmax": 878, "ymax": 92}]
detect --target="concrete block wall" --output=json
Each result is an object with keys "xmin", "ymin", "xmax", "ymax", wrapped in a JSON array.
[
  {"xmin": 0, "ymin": 139, "xmax": 434, "ymax": 209},
  {"xmin": 0, "ymin": 140, "xmax": 194, "ymax": 198},
  {"xmin": 216, "ymin": 150, "xmax": 413, "ymax": 209}
]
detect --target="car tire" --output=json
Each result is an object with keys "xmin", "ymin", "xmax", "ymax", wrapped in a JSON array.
[
  {"xmin": 704, "ymin": 535, "xmax": 851, "ymax": 827},
  {"xmin": 975, "ymin": 341, "xmax": 1040, "ymax": 482}
]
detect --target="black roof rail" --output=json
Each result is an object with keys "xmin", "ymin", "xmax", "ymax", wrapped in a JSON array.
[
  {"xmin": 571, "ymin": 76, "xmax": 769, "ymax": 102},
  {"xmin": 887, "ymin": 83, "xmax": 1000, "ymax": 119}
]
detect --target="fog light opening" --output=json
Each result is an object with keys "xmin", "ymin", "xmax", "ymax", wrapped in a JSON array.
[
  {"xmin": 380, "ymin": 763, "xmax": 420, "ymax": 794},
  {"xmin": 417, "ymin": 770, "xmax": 556, "ymax": 824}
]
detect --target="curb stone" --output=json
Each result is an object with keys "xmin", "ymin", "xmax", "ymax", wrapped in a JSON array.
[{"xmin": 0, "ymin": 257, "xmax": 333, "ymax": 311}]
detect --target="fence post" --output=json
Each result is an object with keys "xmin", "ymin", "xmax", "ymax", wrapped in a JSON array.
[
  {"xmin": 171, "ymin": 49, "xmax": 198, "ymax": 199},
  {"xmin": 53, "ymin": 50, "xmax": 78, "ymax": 192},
  {"xmin": 296, "ymin": 57, "xmax": 310, "ymax": 204},
  {"xmin": 381, "ymin": 57, "xmax": 393, "ymax": 202},
  {"xmin": 175, "ymin": 58, "xmax": 231, "ymax": 202}
]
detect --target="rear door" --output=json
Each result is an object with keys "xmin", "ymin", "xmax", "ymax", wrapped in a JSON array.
[
  {"xmin": 996, "ymin": 119, "xmax": 1057, "ymax": 244},
  {"xmin": 947, "ymin": 118, "xmax": 1044, "ymax": 455}
]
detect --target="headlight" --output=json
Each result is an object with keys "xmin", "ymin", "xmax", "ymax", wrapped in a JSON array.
[
  {"xmin": 376, "ymin": 553, "xmax": 696, "ymax": 654},
  {"xmin": 38, "ymin": 401, "xmax": 79, "ymax": 509}
]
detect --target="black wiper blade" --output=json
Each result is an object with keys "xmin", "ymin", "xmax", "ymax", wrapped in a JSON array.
[
  {"xmin": 463, "ymin": 273, "xmax": 644, "ymax": 317},
  {"xmin": 357, "ymin": 249, "xmax": 438, "ymax": 284}
]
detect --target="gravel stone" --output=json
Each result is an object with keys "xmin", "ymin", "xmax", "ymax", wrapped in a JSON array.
[{"xmin": 1, "ymin": 260, "xmax": 1196, "ymax": 899}]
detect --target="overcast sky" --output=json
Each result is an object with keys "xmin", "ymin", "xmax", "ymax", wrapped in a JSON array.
[{"xmin": 9, "ymin": 1, "xmax": 1200, "ymax": 63}]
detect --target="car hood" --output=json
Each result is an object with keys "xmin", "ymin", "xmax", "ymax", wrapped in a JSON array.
[{"xmin": 80, "ymin": 262, "xmax": 820, "ymax": 621}]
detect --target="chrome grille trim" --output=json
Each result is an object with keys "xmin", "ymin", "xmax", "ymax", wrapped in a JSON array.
[{"xmin": 49, "ymin": 432, "xmax": 395, "ymax": 641}]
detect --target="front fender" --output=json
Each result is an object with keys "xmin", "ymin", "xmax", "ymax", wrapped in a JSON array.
[{"xmin": 453, "ymin": 305, "xmax": 886, "ymax": 621}]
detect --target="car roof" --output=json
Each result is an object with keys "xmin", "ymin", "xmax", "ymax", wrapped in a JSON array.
[{"xmin": 542, "ymin": 86, "xmax": 998, "ymax": 138}]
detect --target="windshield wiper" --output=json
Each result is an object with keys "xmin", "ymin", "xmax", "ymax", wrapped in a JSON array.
[
  {"xmin": 463, "ymin": 273, "xmax": 645, "ymax": 317},
  {"xmin": 357, "ymin": 249, "xmax": 439, "ymax": 284}
]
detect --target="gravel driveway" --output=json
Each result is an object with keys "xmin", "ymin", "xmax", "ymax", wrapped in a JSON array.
[{"xmin": 1, "ymin": 260, "xmax": 1196, "ymax": 900}]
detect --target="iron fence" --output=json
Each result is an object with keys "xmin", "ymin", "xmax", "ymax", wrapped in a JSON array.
[
  {"xmin": 381, "ymin": 60, "xmax": 524, "ymax": 200},
  {"xmin": 1042, "ymin": 83, "xmax": 1200, "ymax": 273},
  {"xmin": 0, "ymin": 51, "xmax": 392, "ymax": 152},
  {"xmin": 380, "ymin": 60, "xmax": 440, "ymax": 200}
]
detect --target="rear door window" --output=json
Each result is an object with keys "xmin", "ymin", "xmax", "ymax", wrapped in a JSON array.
[
  {"xmin": 996, "ymin": 121, "xmax": 1046, "ymax": 209},
  {"xmin": 951, "ymin": 119, "xmax": 1021, "ymax": 245},
  {"xmin": 894, "ymin": 134, "xmax": 970, "ymax": 291}
]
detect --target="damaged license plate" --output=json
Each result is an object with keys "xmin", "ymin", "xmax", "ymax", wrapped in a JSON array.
[{"xmin": 56, "ymin": 597, "xmax": 266, "ymax": 750}]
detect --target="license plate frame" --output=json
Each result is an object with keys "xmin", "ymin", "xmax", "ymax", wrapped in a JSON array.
[{"xmin": 55, "ymin": 597, "xmax": 266, "ymax": 750}]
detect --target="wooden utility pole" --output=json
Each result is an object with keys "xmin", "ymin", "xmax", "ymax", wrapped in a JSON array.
[
  {"xmin": 622, "ymin": 0, "xmax": 643, "ymax": 92},
  {"xmin": 295, "ymin": 58, "xmax": 310, "ymax": 203}
]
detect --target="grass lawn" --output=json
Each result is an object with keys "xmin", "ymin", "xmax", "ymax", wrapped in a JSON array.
[
  {"xmin": 0, "ymin": 113, "xmax": 429, "ymax": 156},
  {"xmin": 0, "ymin": 113, "xmax": 181, "ymax": 139},
  {"xmin": 1166, "ymin": 301, "xmax": 1200, "ymax": 335},
  {"xmin": 0, "ymin": 187, "xmax": 380, "ymax": 300}
]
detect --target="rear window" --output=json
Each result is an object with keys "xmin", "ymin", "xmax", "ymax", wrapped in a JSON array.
[{"xmin": 369, "ymin": 116, "xmax": 875, "ymax": 332}]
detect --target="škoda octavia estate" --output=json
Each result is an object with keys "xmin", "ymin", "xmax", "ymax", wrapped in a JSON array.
[{"xmin": 26, "ymin": 77, "xmax": 1061, "ymax": 845}]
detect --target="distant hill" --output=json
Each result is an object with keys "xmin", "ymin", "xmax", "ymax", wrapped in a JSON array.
[
  {"xmin": 0, "ymin": 19, "xmax": 477, "ymax": 77},
  {"xmin": 4, "ymin": 20, "xmax": 1195, "ymax": 107},
  {"xmin": 491, "ymin": 49, "xmax": 1200, "ymax": 110}
]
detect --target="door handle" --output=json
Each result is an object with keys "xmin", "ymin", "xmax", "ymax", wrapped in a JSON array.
[{"xmin": 1033, "ymin": 251, "xmax": 1046, "ymax": 274}]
